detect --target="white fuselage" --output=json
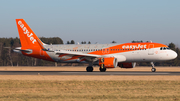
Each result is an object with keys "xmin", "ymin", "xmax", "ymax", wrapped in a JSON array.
[{"xmin": 42, "ymin": 43, "xmax": 177, "ymax": 63}]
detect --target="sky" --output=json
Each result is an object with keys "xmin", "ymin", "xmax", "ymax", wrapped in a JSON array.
[{"xmin": 0, "ymin": 0, "xmax": 180, "ymax": 46}]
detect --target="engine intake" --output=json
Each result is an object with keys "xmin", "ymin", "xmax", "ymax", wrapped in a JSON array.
[{"xmin": 99, "ymin": 57, "xmax": 117, "ymax": 68}]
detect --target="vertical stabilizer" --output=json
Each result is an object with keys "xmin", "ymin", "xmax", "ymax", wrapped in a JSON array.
[{"xmin": 16, "ymin": 19, "xmax": 43, "ymax": 48}]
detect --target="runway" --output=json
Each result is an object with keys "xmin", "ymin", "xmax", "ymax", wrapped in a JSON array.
[{"xmin": 0, "ymin": 71, "xmax": 180, "ymax": 75}]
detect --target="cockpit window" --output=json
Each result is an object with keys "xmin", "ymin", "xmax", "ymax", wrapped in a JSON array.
[{"xmin": 160, "ymin": 47, "xmax": 170, "ymax": 50}]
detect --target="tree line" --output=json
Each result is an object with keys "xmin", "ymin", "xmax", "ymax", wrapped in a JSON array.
[
  {"xmin": 0, "ymin": 37, "xmax": 179, "ymax": 66},
  {"xmin": 0, "ymin": 37, "xmax": 63, "ymax": 66}
]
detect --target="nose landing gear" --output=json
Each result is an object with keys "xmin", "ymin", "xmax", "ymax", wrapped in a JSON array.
[
  {"xmin": 151, "ymin": 62, "xmax": 156, "ymax": 72},
  {"xmin": 151, "ymin": 68, "xmax": 156, "ymax": 72}
]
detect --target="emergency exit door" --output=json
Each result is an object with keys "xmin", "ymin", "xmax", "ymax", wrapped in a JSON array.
[{"xmin": 148, "ymin": 44, "xmax": 154, "ymax": 55}]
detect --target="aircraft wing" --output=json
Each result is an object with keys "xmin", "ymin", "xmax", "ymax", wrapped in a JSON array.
[
  {"xmin": 55, "ymin": 51, "xmax": 127, "ymax": 63},
  {"xmin": 36, "ymin": 38, "xmax": 101, "ymax": 60},
  {"xmin": 55, "ymin": 50, "xmax": 101, "ymax": 58}
]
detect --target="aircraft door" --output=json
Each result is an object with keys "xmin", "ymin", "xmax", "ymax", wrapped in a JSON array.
[{"xmin": 148, "ymin": 44, "xmax": 154, "ymax": 55}]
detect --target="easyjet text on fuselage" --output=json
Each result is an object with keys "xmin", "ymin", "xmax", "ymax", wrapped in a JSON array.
[{"xmin": 122, "ymin": 44, "xmax": 147, "ymax": 49}]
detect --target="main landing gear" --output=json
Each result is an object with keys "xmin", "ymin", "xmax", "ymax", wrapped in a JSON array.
[
  {"xmin": 86, "ymin": 66, "xmax": 107, "ymax": 72},
  {"xmin": 99, "ymin": 67, "xmax": 106, "ymax": 72},
  {"xmin": 151, "ymin": 62, "xmax": 156, "ymax": 72},
  {"xmin": 86, "ymin": 66, "xmax": 93, "ymax": 72},
  {"xmin": 86, "ymin": 64, "xmax": 107, "ymax": 72},
  {"xmin": 99, "ymin": 64, "xmax": 106, "ymax": 72}
]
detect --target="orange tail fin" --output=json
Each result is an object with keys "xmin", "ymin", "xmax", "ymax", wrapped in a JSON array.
[{"xmin": 16, "ymin": 19, "xmax": 43, "ymax": 48}]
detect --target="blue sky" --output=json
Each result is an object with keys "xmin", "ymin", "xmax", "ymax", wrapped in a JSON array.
[{"xmin": 0, "ymin": 0, "xmax": 180, "ymax": 46}]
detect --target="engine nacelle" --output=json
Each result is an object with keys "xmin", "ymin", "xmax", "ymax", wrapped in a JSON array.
[
  {"xmin": 118, "ymin": 62, "xmax": 133, "ymax": 68},
  {"xmin": 99, "ymin": 57, "xmax": 117, "ymax": 68}
]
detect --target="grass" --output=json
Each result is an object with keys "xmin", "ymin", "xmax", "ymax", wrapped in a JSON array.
[
  {"xmin": 0, "ymin": 80, "xmax": 180, "ymax": 101},
  {"xmin": 0, "ymin": 66, "xmax": 180, "ymax": 100}
]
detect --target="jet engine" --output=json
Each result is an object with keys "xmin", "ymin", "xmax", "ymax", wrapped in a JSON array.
[{"xmin": 99, "ymin": 57, "xmax": 118, "ymax": 68}]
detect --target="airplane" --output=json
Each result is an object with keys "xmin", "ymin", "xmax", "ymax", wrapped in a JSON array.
[{"xmin": 13, "ymin": 19, "xmax": 178, "ymax": 72}]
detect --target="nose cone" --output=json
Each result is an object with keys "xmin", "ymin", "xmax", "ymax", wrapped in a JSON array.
[{"xmin": 171, "ymin": 51, "xmax": 178, "ymax": 59}]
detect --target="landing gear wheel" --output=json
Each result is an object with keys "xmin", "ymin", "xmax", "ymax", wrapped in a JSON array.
[
  {"xmin": 99, "ymin": 67, "xmax": 106, "ymax": 72},
  {"xmin": 86, "ymin": 66, "xmax": 93, "ymax": 72},
  {"xmin": 151, "ymin": 68, "xmax": 156, "ymax": 72}
]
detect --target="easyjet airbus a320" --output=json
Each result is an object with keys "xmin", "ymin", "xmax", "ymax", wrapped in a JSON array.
[{"xmin": 13, "ymin": 19, "xmax": 177, "ymax": 72}]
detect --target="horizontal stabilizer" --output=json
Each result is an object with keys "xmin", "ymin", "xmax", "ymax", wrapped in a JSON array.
[{"xmin": 13, "ymin": 47, "xmax": 32, "ymax": 54}]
